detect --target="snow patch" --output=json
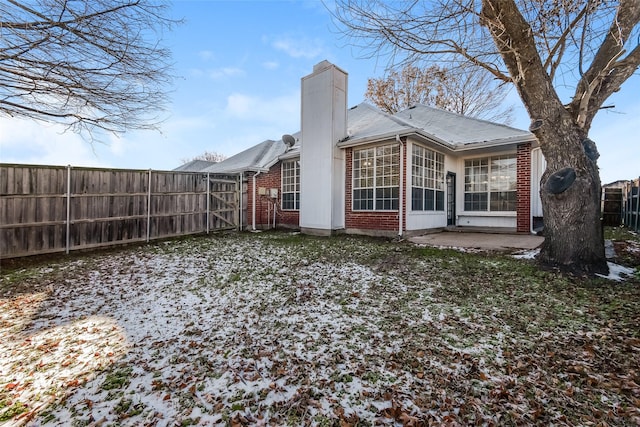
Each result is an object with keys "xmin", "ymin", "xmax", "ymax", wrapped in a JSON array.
[{"xmin": 596, "ymin": 262, "xmax": 637, "ymax": 282}]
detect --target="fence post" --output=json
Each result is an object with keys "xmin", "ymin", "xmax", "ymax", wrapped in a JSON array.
[
  {"xmin": 146, "ymin": 169, "xmax": 152, "ymax": 242},
  {"xmin": 66, "ymin": 165, "xmax": 71, "ymax": 254},
  {"xmin": 206, "ymin": 172, "xmax": 210, "ymax": 234},
  {"xmin": 631, "ymin": 177, "xmax": 640, "ymax": 231},
  {"xmin": 238, "ymin": 172, "xmax": 242, "ymax": 231}
]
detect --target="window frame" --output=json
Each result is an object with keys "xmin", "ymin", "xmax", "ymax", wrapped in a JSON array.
[
  {"xmin": 352, "ymin": 144, "xmax": 400, "ymax": 211},
  {"xmin": 411, "ymin": 144, "xmax": 445, "ymax": 212},
  {"xmin": 281, "ymin": 159, "xmax": 300, "ymax": 211},
  {"xmin": 464, "ymin": 155, "xmax": 516, "ymax": 212}
]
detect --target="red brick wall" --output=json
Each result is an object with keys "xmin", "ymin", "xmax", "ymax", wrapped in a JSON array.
[
  {"xmin": 344, "ymin": 145, "xmax": 405, "ymax": 233},
  {"xmin": 246, "ymin": 163, "xmax": 300, "ymax": 229},
  {"xmin": 516, "ymin": 143, "xmax": 532, "ymax": 233}
]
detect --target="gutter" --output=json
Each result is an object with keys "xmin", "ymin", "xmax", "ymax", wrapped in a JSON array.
[
  {"xmin": 337, "ymin": 130, "xmax": 454, "ymax": 151},
  {"xmin": 338, "ymin": 130, "xmax": 537, "ymax": 153},
  {"xmin": 455, "ymin": 136, "xmax": 539, "ymax": 152}
]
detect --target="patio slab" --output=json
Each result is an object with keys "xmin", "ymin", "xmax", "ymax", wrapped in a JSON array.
[{"xmin": 409, "ymin": 231, "xmax": 544, "ymax": 251}]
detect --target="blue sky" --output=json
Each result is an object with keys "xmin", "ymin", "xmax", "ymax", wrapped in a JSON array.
[{"xmin": 0, "ymin": 0, "xmax": 637, "ymax": 184}]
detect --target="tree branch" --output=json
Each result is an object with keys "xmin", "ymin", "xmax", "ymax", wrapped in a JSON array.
[{"xmin": 0, "ymin": 0, "xmax": 177, "ymax": 140}]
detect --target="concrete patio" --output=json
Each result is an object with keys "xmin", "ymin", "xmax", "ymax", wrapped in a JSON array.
[{"xmin": 409, "ymin": 229, "xmax": 544, "ymax": 251}]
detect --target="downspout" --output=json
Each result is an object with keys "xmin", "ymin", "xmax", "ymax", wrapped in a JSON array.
[
  {"xmin": 397, "ymin": 134, "xmax": 404, "ymax": 237},
  {"xmin": 530, "ymin": 147, "xmax": 539, "ymax": 235},
  {"xmin": 252, "ymin": 171, "xmax": 262, "ymax": 231}
]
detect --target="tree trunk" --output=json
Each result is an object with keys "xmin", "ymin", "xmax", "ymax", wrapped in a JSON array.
[
  {"xmin": 480, "ymin": 0, "xmax": 609, "ymax": 276},
  {"xmin": 536, "ymin": 118, "xmax": 608, "ymax": 275}
]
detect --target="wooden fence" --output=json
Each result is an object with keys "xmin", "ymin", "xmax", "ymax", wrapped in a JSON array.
[
  {"xmin": 602, "ymin": 187, "xmax": 623, "ymax": 226},
  {"xmin": 0, "ymin": 164, "xmax": 240, "ymax": 259},
  {"xmin": 623, "ymin": 178, "xmax": 640, "ymax": 232}
]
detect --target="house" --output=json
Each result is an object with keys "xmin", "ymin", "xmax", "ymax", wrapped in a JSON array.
[
  {"xmin": 200, "ymin": 60, "xmax": 545, "ymax": 237},
  {"xmin": 173, "ymin": 159, "xmax": 218, "ymax": 172},
  {"xmin": 602, "ymin": 179, "xmax": 631, "ymax": 190}
]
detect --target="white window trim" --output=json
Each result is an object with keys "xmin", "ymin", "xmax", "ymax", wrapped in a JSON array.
[
  {"xmin": 463, "ymin": 154, "xmax": 517, "ymax": 213},
  {"xmin": 352, "ymin": 144, "xmax": 400, "ymax": 212},
  {"xmin": 410, "ymin": 144, "xmax": 445, "ymax": 212},
  {"xmin": 281, "ymin": 159, "xmax": 300, "ymax": 211}
]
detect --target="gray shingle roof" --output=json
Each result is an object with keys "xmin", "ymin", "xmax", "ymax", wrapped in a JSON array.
[
  {"xmin": 199, "ymin": 103, "xmax": 535, "ymax": 174},
  {"xmin": 339, "ymin": 102, "xmax": 535, "ymax": 149},
  {"xmin": 173, "ymin": 159, "xmax": 218, "ymax": 172},
  {"xmin": 393, "ymin": 104, "xmax": 533, "ymax": 146}
]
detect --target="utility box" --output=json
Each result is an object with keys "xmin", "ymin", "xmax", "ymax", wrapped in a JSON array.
[{"xmin": 269, "ymin": 188, "xmax": 278, "ymax": 199}]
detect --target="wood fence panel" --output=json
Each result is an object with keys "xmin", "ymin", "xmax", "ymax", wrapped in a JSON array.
[
  {"xmin": 1, "ymin": 165, "xmax": 68, "ymax": 257},
  {"xmin": 1, "ymin": 164, "xmax": 240, "ymax": 259},
  {"xmin": 209, "ymin": 178, "xmax": 238, "ymax": 230},
  {"xmin": 67, "ymin": 168, "xmax": 151, "ymax": 249},
  {"xmin": 148, "ymin": 171, "xmax": 209, "ymax": 239},
  {"xmin": 602, "ymin": 188, "xmax": 623, "ymax": 226}
]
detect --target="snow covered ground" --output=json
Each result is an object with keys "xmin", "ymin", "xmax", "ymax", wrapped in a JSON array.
[{"xmin": 1, "ymin": 232, "xmax": 639, "ymax": 426}]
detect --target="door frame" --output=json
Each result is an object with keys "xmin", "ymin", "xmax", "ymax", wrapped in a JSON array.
[{"xmin": 446, "ymin": 172, "xmax": 456, "ymax": 226}]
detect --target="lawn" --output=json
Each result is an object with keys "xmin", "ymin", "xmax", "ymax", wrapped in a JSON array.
[{"xmin": 1, "ymin": 230, "xmax": 639, "ymax": 426}]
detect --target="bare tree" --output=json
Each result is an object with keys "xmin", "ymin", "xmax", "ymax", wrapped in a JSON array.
[
  {"xmin": 366, "ymin": 63, "xmax": 514, "ymax": 124},
  {"xmin": 0, "ymin": 0, "xmax": 176, "ymax": 139},
  {"xmin": 333, "ymin": 0, "xmax": 640, "ymax": 275},
  {"xmin": 181, "ymin": 151, "xmax": 227, "ymax": 164}
]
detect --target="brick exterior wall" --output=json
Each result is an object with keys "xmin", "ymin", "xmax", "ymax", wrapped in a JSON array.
[
  {"xmin": 516, "ymin": 143, "xmax": 532, "ymax": 233},
  {"xmin": 246, "ymin": 163, "xmax": 300, "ymax": 230},
  {"xmin": 344, "ymin": 145, "xmax": 406, "ymax": 234}
]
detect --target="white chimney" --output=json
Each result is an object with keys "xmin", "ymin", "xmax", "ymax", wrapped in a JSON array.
[{"xmin": 299, "ymin": 60, "xmax": 348, "ymax": 235}]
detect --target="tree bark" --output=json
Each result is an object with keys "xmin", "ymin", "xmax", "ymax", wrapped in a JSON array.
[
  {"xmin": 537, "ymin": 120, "xmax": 607, "ymax": 275},
  {"xmin": 481, "ymin": 0, "xmax": 608, "ymax": 275}
]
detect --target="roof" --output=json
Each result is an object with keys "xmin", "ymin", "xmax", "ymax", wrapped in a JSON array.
[
  {"xmin": 203, "ymin": 132, "xmax": 301, "ymax": 174},
  {"xmin": 338, "ymin": 103, "xmax": 535, "ymax": 149},
  {"xmin": 201, "ymin": 103, "xmax": 535, "ymax": 174},
  {"xmin": 173, "ymin": 159, "xmax": 218, "ymax": 172},
  {"xmin": 395, "ymin": 104, "xmax": 533, "ymax": 146},
  {"xmin": 602, "ymin": 179, "xmax": 630, "ymax": 189}
]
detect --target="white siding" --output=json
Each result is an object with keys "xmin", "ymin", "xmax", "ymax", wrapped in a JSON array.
[
  {"xmin": 456, "ymin": 214, "xmax": 517, "ymax": 228},
  {"xmin": 531, "ymin": 147, "xmax": 546, "ymax": 217},
  {"xmin": 404, "ymin": 140, "xmax": 450, "ymax": 231}
]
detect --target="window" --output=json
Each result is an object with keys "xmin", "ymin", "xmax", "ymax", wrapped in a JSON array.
[
  {"xmin": 353, "ymin": 144, "xmax": 399, "ymax": 210},
  {"xmin": 464, "ymin": 155, "xmax": 516, "ymax": 211},
  {"xmin": 281, "ymin": 159, "xmax": 300, "ymax": 210},
  {"xmin": 411, "ymin": 145, "xmax": 445, "ymax": 211}
]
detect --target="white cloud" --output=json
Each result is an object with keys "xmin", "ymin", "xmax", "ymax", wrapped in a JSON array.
[
  {"xmin": 186, "ymin": 66, "xmax": 245, "ymax": 80},
  {"xmin": 0, "ymin": 118, "xmax": 110, "ymax": 168},
  {"xmin": 224, "ymin": 91, "xmax": 299, "ymax": 126},
  {"xmin": 262, "ymin": 61, "xmax": 279, "ymax": 70},
  {"xmin": 270, "ymin": 35, "xmax": 325, "ymax": 59},
  {"xmin": 188, "ymin": 68, "xmax": 205, "ymax": 77},
  {"xmin": 225, "ymin": 94, "xmax": 253, "ymax": 117},
  {"xmin": 208, "ymin": 67, "xmax": 245, "ymax": 79},
  {"xmin": 201, "ymin": 90, "xmax": 303, "ymax": 157},
  {"xmin": 198, "ymin": 50, "xmax": 215, "ymax": 61},
  {"xmin": 107, "ymin": 134, "xmax": 126, "ymax": 156}
]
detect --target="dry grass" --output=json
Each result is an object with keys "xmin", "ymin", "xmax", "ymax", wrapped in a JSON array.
[{"xmin": 1, "ymin": 231, "xmax": 639, "ymax": 426}]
